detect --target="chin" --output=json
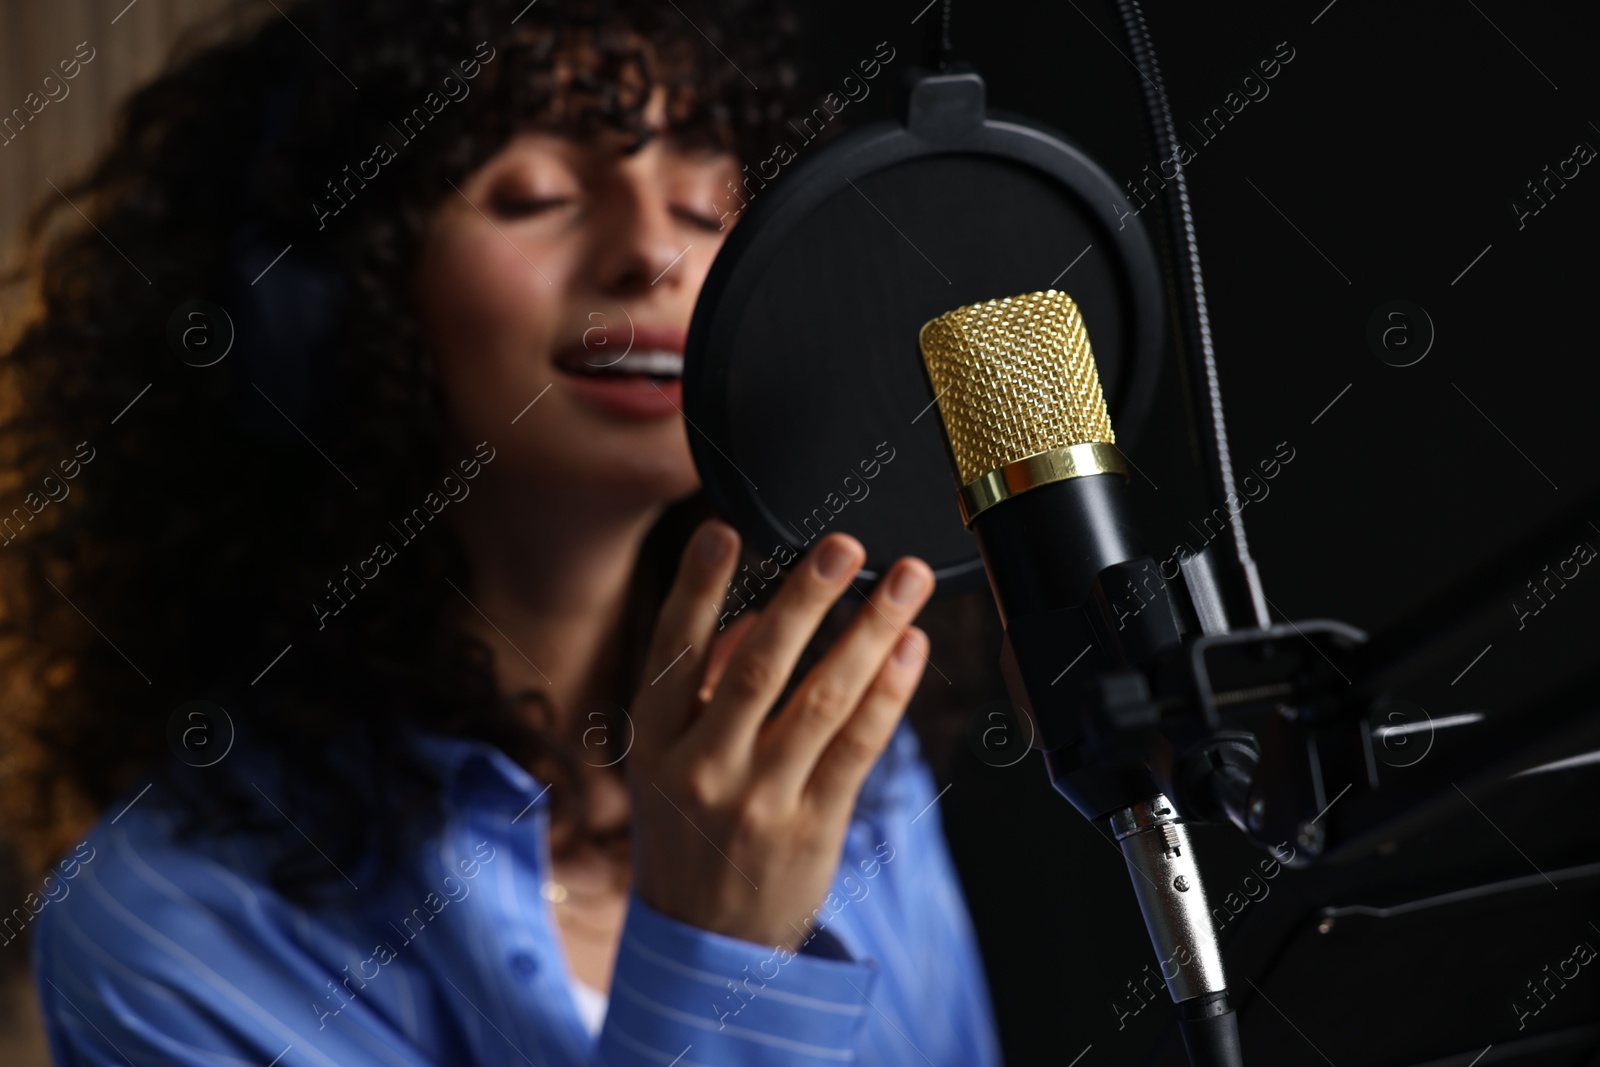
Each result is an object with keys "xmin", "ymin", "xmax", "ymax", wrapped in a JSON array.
[
  {"xmin": 596, "ymin": 454, "xmax": 700, "ymax": 504},
  {"xmin": 524, "ymin": 425, "xmax": 700, "ymax": 506},
  {"xmin": 617, "ymin": 437, "xmax": 702, "ymax": 504}
]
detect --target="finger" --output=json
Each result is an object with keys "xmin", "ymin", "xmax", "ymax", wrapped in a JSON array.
[
  {"xmin": 698, "ymin": 608, "xmax": 761, "ymax": 704},
  {"xmin": 804, "ymin": 626, "xmax": 928, "ymax": 816},
  {"xmin": 635, "ymin": 518, "xmax": 741, "ymax": 744},
  {"xmin": 683, "ymin": 532, "xmax": 865, "ymax": 764},
  {"xmin": 757, "ymin": 557, "xmax": 933, "ymax": 794}
]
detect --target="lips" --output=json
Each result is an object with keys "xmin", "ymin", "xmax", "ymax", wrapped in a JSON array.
[{"xmin": 550, "ymin": 323, "xmax": 687, "ymax": 420}]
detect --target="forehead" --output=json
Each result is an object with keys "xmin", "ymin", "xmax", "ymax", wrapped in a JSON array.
[{"xmin": 483, "ymin": 121, "xmax": 734, "ymax": 168}]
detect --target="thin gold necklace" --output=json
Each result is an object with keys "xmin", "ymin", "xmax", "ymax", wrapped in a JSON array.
[
  {"xmin": 541, "ymin": 844, "xmax": 631, "ymax": 906},
  {"xmin": 539, "ymin": 776, "xmax": 631, "ymax": 913},
  {"xmin": 540, "ymin": 876, "xmax": 628, "ymax": 906},
  {"xmin": 543, "ymin": 869, "xmax": 629, "ymax": 942}
]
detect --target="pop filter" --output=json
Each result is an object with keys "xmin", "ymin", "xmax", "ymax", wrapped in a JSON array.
[{"xmin": 683, "ymin": 67, "xmax": 1166, "ymax": 598}]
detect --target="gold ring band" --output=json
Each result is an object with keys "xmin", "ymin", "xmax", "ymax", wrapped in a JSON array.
[{"xmin": 957, "ymin": 441, "xmax": 1127, "ymax": 525}]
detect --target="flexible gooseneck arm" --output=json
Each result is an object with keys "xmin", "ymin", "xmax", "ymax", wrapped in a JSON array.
[{"xmin": 1110, "ymin": 0, "xmax": 1269, "ymax": 633}]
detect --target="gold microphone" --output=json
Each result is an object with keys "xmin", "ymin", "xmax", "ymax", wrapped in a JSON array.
[
  {"xmin": 917, "ymin": 289, "xmax": 1127, "ymax": 526},
  {"xmin": 917, "ymin": 289, "xmax": 1243, "ymax": 1064}
]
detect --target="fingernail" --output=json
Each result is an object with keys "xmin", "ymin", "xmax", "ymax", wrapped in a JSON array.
[
  {"xmin": 696, "ymin": 523, "xmax": 730, "ymax": 565},
  {"xmin": 815, "ymin": 538, "xmax": 858, "ymax": 581},
  {"xmin": 886, "ymin": 561, "xmax": 929, "ymax": 605},
  {"xmin": 894, "ymin": 629, "xmax": 923, "ymax": 665}
]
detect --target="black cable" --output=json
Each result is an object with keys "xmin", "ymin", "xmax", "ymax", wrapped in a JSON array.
[{"xmin": 1111, "ymin": 0, "xmax": 1269, "ymax": 630}]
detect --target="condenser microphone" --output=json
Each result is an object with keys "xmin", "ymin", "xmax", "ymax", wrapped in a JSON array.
[{"xmin": 918, "ymin": 290, "xmax": 1243, "ymax": 1067}]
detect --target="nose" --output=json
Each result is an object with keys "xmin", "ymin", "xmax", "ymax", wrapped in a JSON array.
[{"xmin": 588, "ymin": 171, "xmax": 689, "ymax": 296}]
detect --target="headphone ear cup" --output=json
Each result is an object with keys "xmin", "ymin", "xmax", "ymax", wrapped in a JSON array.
[{"xmin": 223, "ymin": 225, "xmax": 345, "ymax": 451}]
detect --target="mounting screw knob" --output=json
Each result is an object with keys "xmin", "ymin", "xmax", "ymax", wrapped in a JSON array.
[{"xmin": 1296, "ymin": 820, "xmax": 1326, "ymax": 857}]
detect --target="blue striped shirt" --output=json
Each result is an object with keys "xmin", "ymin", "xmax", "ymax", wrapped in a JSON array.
[{"xmin": 32, "ymin": 719, "xmax": 1003, "ymax": 1066}]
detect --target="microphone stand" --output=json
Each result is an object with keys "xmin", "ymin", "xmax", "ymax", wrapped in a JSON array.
[
  {"xmin": 1011, "ymin": 486, "xmax": 1600, "ymax": 1063},
  {"xmin": 995, "ymin": 535, "xmax": 1277, "ymax": 1067}
]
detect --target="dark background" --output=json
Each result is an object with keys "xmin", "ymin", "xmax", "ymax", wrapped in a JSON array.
[
  {"xmin": 2, "ymin": 2, "xmax": 1597, "ymax": 1064},
  {"xmin": 784, "ymin": 1, "xmax": 1600, "ymax": 1065}
]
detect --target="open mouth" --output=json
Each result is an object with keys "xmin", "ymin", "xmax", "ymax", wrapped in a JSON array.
[
  {"xmin": 548, "ymin": 323, "xmax": 688, "ymax": 419},
  {"xmin": 553, "ymin": 348, "xmax": 684, "ymax": 382}
]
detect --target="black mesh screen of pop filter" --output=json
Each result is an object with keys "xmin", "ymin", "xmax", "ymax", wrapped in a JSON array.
[{"xmin": 682, "ymin": 70, "xmax": 1166, "ymax": 598}]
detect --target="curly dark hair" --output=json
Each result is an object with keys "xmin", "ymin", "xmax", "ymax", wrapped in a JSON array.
[{"xmin": 0, "ymin": 0, "xmax": 1000, "ymax": 906}]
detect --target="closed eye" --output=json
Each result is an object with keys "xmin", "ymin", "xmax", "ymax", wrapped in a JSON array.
[
  {"xmin": 671, "ymin": 204, "xmax": 724, "ymax": 232},
  {"xmin": 492, "ymin": 195, "xmax": 574, "ymax": 219}
]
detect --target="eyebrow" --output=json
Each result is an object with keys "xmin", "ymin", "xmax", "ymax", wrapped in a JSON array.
[{"xmin": 522, "ymin": 120, "xmax": 724, "ymax": 165}]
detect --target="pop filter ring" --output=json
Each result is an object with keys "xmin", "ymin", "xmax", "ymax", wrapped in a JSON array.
[{"xmin": 684, "ymin": 66, "xmax": 1166, "ymax": 595}]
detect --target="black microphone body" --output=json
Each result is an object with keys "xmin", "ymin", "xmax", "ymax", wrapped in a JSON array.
[
  {"xmin": 919, "ymin": 291, "xmax": 1244, "ymax": 1066},
  {"xmin": 971, "ymin": 471, "xmax": 1138, "ymax": 625}
]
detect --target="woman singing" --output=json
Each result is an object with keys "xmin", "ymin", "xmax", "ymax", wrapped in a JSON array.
[{"xmin": 0, "ymin": 1, "xmax": 1002, "ymax": 1063}]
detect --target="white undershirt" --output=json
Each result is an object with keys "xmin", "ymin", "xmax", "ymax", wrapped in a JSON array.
[{"xmin": 570, "ymin": 977, "xmax": 608, "ymax": 1036}]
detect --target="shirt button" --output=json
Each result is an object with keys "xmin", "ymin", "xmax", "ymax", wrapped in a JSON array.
[{"xmin": 510, "ymin": 952, "xmax": 538, "ymax": 979}]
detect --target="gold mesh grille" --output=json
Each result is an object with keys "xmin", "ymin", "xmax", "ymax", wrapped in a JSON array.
[{"xmin": 917, "ymin": 290, "xmax": 1115, "ymax": 486}]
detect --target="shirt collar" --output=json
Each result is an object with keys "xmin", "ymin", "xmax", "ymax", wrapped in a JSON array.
[{"xmin": 407, "ymin": 730, "xmax": 553, "ymax": 811}]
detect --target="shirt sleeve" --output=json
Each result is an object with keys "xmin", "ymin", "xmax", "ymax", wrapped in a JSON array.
[
  {"xmin": 32, "ymin": 824, "xmax": 444, "ymax": 1067},
  {"xmin": 598, "ymin": 893, "xmax": 878, "ymax": 1066}
]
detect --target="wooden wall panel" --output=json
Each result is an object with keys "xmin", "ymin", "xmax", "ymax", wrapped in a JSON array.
[{"xmin": 0, "ymin": 0, "xmax": 231, "ymax": 275}]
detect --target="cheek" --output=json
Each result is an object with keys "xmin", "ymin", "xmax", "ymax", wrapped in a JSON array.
[
  {"xmin": 419, "ymin": 224, "xmax": 551, "ymax": 358},
  {"xmin": 415, "ymin": 215, "xmax": 565, "ymax": 422},
  {"xmin": 685, "ymin": 243, "xmax": 724, "ymax": 298}
]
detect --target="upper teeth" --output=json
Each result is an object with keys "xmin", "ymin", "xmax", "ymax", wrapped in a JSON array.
[{"xmin": 581, "ymin": 348, "xmax": 683, "ymax": 376}]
